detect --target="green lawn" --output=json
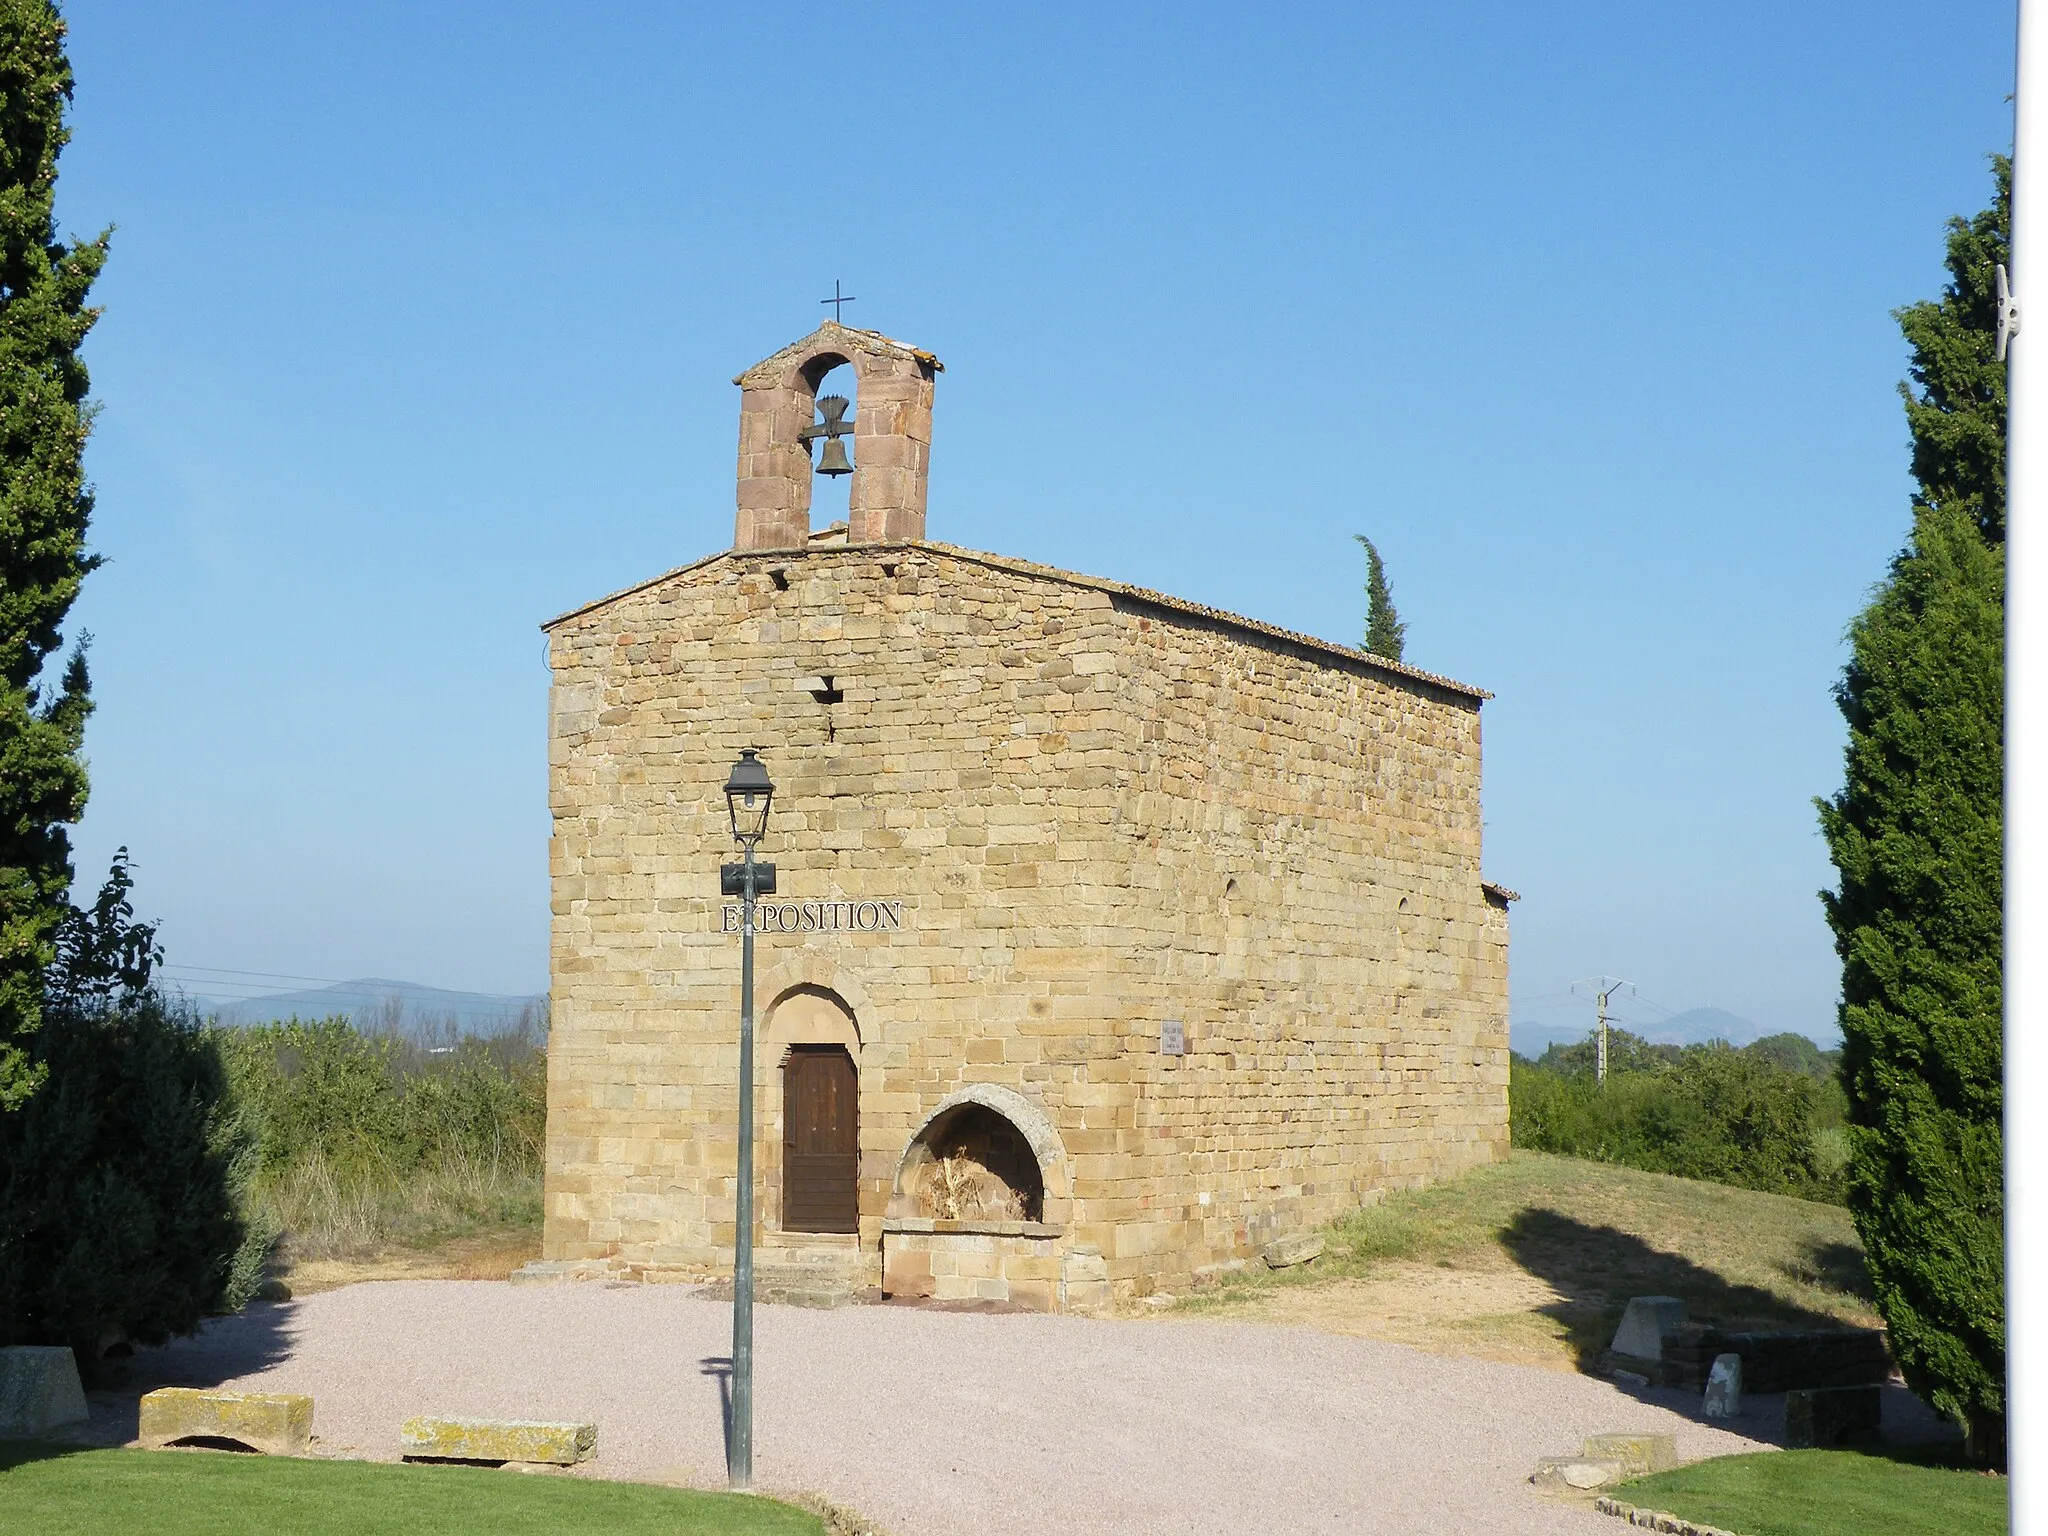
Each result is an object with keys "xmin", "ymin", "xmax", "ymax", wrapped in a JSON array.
[
  {"xmin": 0, "ymin": 1442, "xmax": 825, "ymax": 1536},
  {"xmin": 1619, "ymin": 1449, "xmax": 2006, "ymax": 1536}
]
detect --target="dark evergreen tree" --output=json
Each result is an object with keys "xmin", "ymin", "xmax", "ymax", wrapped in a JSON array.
[
  {"xmin": 0, "ymin": 1, "xmax": 105, "ymax": 1112},
  {"xmin": 0, "ymin": 9, "xmax": 260, "ymax": 1362},
  {"xmin": 1818, "ymin": 160, "xmax": 2008, "ymax": 1460},
  {"xmin": 1898, "ymin": 158, "xmax": 2010, "ymax": 545},
  {"xmin": 0, "ymin": 856, "xmax": 265, "ymax": 1358},
  {"xmin": 1354, "ymin": 534, "xmax": 1406, "ymax": 661}
]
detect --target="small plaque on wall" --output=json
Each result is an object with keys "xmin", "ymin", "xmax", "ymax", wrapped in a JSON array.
[{"xmin": 1160, "ymin": 1020, "xmax": 1186, "ymax": 1056}]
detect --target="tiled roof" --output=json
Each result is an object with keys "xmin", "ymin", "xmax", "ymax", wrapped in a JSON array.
[{"xmin": 543, "ymin": 539, "xmax": 1492, "ymax": 702}]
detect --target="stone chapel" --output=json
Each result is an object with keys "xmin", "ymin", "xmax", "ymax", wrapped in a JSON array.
[{"xmin": 540, "ymin": 321, "xmax": 1512, "ymax": 1309}]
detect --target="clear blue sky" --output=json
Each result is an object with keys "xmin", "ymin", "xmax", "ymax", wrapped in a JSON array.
[{"xmin": 55, "ymin": 3, "xmax": 2016, "ymax": 1038}]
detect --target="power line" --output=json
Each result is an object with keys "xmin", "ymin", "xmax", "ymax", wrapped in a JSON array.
[{"xmin": 163, "ymin": 982, "xmax": 539, "ymax": 1008}]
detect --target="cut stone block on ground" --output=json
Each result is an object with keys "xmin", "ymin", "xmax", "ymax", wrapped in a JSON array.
[
  {"xmin": 0, "ymin": 1346, "xmax": 87, "ymax": 1437},
  {"xmin": 137, "ymin": 1388, "xmax": 313, "ymax": 1456},
  {"xmin": 399, "ymin": 1415, "xmax": 596, "ymax": 1465}
]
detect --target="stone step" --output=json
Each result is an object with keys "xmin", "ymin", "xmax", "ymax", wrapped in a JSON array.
[
  {"xmin": 701, "ymin": 1245, "xmax": 866, "ymax": 1308},
  {"xmin": 700, "ymin": 1274, "xmax": 863, "ymax": 1306},
  {"xmin": 760, "ymin": 1282, "xmax": 859, "ymax": 1309},
  {"xmin": 508, "ymin": 1260, "xmax": 611, "ymax": 1286},
  {"xmin": 754, "ymin": 1258, "xmax": 862, "ymax": 1308},
  {"xmin": 757, "ymin": 1244, "xmax": 865, "ymax": 1276}
]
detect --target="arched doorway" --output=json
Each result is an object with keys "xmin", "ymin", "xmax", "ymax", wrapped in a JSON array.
[
  {"xmin": 763, "ymin": 984, "xmax": 862, "ymax": 1235},
  {"xmin": 782, "ymin": 1043, "xmax": 858, "ymax": 1233}
]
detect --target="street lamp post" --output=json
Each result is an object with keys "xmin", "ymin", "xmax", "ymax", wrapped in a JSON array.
[{"xmin": 720, "ymin": 748, "xmax": 776, "ymax": 1490}]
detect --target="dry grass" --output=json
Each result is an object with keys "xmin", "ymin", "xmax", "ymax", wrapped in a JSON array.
[
  {"xmin": 283, "ymin": 1231, "xmax": 543, "ymax": 1295},
  {"xmin": 917, "ymin": 1153, "xmax": 1029, "ymax": 1221},
  {"xmin": 1164, "ymin": 1150, "xmax": 1877, "ymax": 1371},
  {"xmin": 254, "ymin": 1147, "xmax": 541, "ymax": 1291}
]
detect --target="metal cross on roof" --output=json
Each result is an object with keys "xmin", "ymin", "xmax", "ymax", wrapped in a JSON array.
[{"xmin": 819, "ymin": 280, "xmax": 856, "ymax": 322}]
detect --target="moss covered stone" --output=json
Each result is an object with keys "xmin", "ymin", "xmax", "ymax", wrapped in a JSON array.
[{"xmin": 398, "ymin": 1416, "xmax": 596, "ymax": 1466}]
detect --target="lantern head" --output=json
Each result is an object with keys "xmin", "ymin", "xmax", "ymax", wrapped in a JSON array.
[{"xmin": 723, "ymin": 749, "xmax": 774, "ymax": 845}]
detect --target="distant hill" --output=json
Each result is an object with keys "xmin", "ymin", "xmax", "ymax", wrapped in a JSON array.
[
  {"xmin": 1510, "ymin": 1005, "xmax": 1837, "ymax": 1060},
  {"xmin": 197, "ymin": 977, "xmax": 546, "ymax": 1038},
  {"xmin": 1639, "ymin": 1007, "xmax": 1768, "ymax": 1047}
]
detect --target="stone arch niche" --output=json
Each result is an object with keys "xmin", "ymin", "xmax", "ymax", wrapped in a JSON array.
[
  {"xmin": 881, "ymin": 1084, "xmax": 1077, "ymax": 1313},
  {"xmin": 732, "ymin": 321, "xmax": 941, "ymax": 552},
  {"xmin": 888, "ymin": 1083, "xmax": 1070, "ymax": 1222}
]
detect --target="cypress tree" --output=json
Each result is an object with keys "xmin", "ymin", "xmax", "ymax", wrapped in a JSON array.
[
  {"xmin": 1817, "ymin": 160, "xmax": 2008, "ymax": 1459},
  {"xmin": 0, "ymin": 9, "xmax": 261, "ymax": 1359},
  {"xmin": 0, "ymin": 1, "xmax": 106, "ymax": 1113},
  {"xmin": 1354, "ymin": 534, "xmax": 1407, "ymax": 662},
  {"xmin": 1898, "ymin": 159, "xmax": 2010, "ymax": 545}
]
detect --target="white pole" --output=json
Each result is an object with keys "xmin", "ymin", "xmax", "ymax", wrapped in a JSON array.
[{"xmin": 2010, "ymin": 0, "xmax": 2046, "ymax": 1517}]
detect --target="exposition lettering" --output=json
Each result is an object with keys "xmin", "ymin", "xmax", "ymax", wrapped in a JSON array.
[{"xmin": 720, "ymin": 900, "xmax": 905, "ymax": 935}]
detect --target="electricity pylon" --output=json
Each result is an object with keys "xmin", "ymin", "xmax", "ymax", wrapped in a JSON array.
[{"xmin": 1570, "ymin": 976, "xmax": 1636, "ymax": 1084}]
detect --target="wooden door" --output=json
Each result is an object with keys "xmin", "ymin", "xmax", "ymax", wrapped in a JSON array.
[{"xmin": 782, "ymin": 1046, "xmax": 858, "ymax": 1233}]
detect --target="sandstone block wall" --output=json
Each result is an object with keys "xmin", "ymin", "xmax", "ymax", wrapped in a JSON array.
[
  {"xmin": 1081, "ymin": 600, "xmax": 1509, "ymax": 1287},
  {"xmin": 543, "ymin": 542, "xmax": 1506, "ymax": 1298},
  {"xmin": 732, "ymin": 322, "xmax": 939, "ymax": 552}
]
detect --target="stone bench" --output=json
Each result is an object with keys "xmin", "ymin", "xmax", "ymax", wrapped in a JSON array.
[
  {"xmin": 399, "ymin": 1416, "xmax": 596, "ymax": 1466},
  {"xmin": 138, "ymin": 1389, "xmax": 312, "ymax": 1456}
]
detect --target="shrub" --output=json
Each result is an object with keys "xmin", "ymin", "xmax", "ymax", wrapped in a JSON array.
[
  {"xmin": 0, "ymin": 991, "xmax": 266, "ymax": 1358},
  {"xmin": 1534, "ymin": 1030, "xmax": 1682, "ymax": 1078},
  {"xmin": 1511, "ymin": 1037, "xmax": 1842, "ymax": 1204},
  {"xmin": 211, "ymin": 1017, "xmax": 547, "ymax": 1261},
  {"xmin": 214, "ymin": 1020, "xmax": 546, "ymax": 1179},
  {"xmin": 0, "ymin": 854, "xmax": 266, "ymax": 1360},
  {"xmin": 1745, "ymin": 1033, "xmax": 1839, "ymax": 1081}
]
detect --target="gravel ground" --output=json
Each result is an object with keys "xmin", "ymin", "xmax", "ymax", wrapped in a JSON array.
[{"xmin": 110, "ymin": 1281, "xmax": 1773, "ymax": 1535}]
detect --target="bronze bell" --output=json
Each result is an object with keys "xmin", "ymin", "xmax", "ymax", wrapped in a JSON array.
[
  {"xmin": 798, "ymin": 393, "xmax": 856, "ymax": 479},
  {"xmin": 799, "ymin": 393, "xmax": 856, "ymax": 477}
]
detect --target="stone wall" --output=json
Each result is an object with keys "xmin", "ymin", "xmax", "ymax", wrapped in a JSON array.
[
  {"xmin": 542, "ymin": 541, "xmax": 1505, "ymax": 1299},
  {"xmin": 1079, "ymin": 597, "xmax": 1508, "ymax": 1289},
  {"xmin": 880, "ymin": 1221, "xmax": 1065, "ymax": 1311}
]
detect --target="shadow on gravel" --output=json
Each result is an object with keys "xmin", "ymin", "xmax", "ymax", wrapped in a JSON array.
[
  {"xmin": 67, "ymin": 1299, "xmax": 300, "ymax": 1448},
  {"xmin": 699, "ymin": 1354, "xmax": 733, "ymax": 1464},
  {"xmin": 1498, "ymin": 1210, "xmax": 1852, "ymax": 1371}
]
